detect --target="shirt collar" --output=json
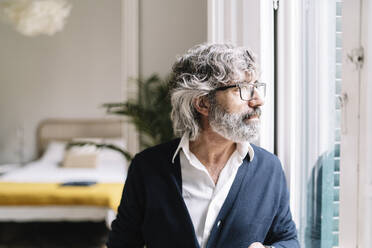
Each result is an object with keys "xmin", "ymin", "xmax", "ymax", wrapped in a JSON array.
[
  {"xmin": 171, "ymin": 133, "xmax": 255, "ymax": 164},
  {"xmin": 172, "ymin": 133, "xmax": 190, "ymax": 163}
]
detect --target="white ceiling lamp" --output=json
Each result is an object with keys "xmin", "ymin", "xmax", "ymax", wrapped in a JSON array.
[{"xmin": 0, "ymin": 0, "xmax": 72, "ymax": 36}]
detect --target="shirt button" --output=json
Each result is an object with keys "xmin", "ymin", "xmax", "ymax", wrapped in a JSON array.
[{"xmin": 217, "ymin": 220, "xmax": 221, "ymax": 227}]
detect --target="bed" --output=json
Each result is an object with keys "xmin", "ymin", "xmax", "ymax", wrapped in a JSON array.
[{"xmin": 0, "ymin": 118, "xmax": 128, "ymax": 227}]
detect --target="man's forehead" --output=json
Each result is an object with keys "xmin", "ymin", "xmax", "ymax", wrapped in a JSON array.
[{"xmin": 231, "ymin": 71, "xmax": 257, "ymax": 84}]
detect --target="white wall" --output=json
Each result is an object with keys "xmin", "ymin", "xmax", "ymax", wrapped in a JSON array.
[
  {"xmin": 140, "ymin": 0, "xmax": 207, "ymax": 78},
  {"xmin": 0, "ymin": 0, "xmax": 207, "ymax": 164},
  {"xmin": 0, "ymin": 0, "xmax": 122, "ymax": 164}
]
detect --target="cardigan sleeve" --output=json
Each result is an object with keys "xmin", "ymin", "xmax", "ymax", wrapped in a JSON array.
[
  {"xmin": 264, "ymin": 168, "xmax": 300, "ymax": 248},
  {"xmin": 107, "ymin": 155, "xmax": 146, "ymax": 248}
]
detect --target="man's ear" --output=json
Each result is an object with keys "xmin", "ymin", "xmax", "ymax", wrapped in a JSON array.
[{"xmin": 193, "ymin": 96, "xmax": 210, "ymax": 116}]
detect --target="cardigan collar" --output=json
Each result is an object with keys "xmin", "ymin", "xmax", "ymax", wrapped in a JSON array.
[{"xmin": 171, "ymin": 133, "xmax": 255, "ymax": 164}]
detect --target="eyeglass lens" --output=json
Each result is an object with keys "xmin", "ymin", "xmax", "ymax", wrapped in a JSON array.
[{"xmin": 240, "ymin": 84, "xmax": 266, "ymax": 101}]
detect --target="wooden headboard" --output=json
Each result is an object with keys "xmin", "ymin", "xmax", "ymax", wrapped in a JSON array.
[{"xmin": 36, "ymin": 118, "xmax": 124, "ymax": 157}]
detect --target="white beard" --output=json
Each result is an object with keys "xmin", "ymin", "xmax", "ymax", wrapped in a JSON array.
[{"xmin": 208, "ymin": 102, "xmax": 261, "ymax": 143}]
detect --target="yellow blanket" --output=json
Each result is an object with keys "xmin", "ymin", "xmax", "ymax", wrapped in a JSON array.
[{"xmin": 0, "ymin": 182, "xmax": 124, "ymax": 211}]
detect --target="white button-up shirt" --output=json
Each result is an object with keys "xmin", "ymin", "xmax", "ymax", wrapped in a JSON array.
[{"xmin": 172, "ymin": 133, "xmax": 255, "ymax": 248}]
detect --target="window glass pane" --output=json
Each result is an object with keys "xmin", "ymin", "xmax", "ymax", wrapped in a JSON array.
[
  {"xmin": 335, "ymin": 96, "xmax": 341, "ymax": 110},
  {"xmin": 334, "ymin": 188, "xmax": 339, "ymax": 201},
  {"xmin": 336, "ymin": 49, "xmax": 342, "ymax": 63},
  {"xmin": 300, "ymin": 0, "xmax": 342, "ymax": 248},
  {"xmin": 336, "ymin": 80, "xmax": 342, "ymax": 94},
  {"xmin": 334, "ymin": 158, "xmax": 340, "ymax": 171},
  {"xmin": 336, "ymin": 33, "xmax": 342, "ymax": 47},
  {"xmin": 336, "ymin": 64, "xmax": 342, "ymax": 78},
  {"xmin": 336, "ymin": 110, "xmax": 341, "ymax": 127},
  {"xmin": 336, "ymin": 17, "xmax": 342, "ymax": 32}
]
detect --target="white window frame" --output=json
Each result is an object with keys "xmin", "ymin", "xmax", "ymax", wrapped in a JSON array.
[
  {"xmin": 338, "ymin": 0, "xmax": 362, "ymax": 247},
  {"xmin": 275, "ymin": 0, "xmax": 303, "ymax": 227},
  {"xmin": 121, "ymin": 0, "xmax": 139, "ymax": 155},
  {"xmin": 357, "ymin": 0, "xmax": 371, "ymax": 246},
  {"xmin": 207, "ymin": 0, "xmax": 275, "ymax": 153}
]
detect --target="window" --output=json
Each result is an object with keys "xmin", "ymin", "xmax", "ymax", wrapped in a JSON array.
[
  {"xmin": 208, "ymin": 0, "xmax": 368, "ymax": 246},
  {"xmin": 276, "ymin": 0, "xmax": 347, "ymax": 247},
  {"xmin": 300, "ymin": 2, "xmax": 343, "ymax": 247},
  {"xmin": 276, "ymin": 0, "xmax": 366, "ymax": 247}
]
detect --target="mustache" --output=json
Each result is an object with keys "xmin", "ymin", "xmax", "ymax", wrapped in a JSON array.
[{"xmin": 243, "ymin": 107, "xmax": 262, "ymax": 119}]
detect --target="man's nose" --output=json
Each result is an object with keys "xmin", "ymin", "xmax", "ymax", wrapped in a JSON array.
[{"xmin": 248, "ymin": 89, "xmax": 265, "ymax": 107}]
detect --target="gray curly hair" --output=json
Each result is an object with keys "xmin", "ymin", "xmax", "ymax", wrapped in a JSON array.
[{"xmin": 169, "ymin": 43, "xmax": 259, "ymax": 140}]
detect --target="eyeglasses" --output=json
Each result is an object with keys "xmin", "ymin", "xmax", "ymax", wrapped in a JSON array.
[{"xmin": 214, "ymin": 81, "xmax": 266, "ymax": 101}]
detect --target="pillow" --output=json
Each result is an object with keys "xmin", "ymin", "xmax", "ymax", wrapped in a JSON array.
[
  {"xmin": 40, "ymin": 141, "xmax": 67, "ymax": 164},
  {"xmin": 62, "ymin": 145, "xmax": 98, "ymax": 168},
  {"xmin": 65, "ymin": 137, "xmax": 127, "ymax": 168}
]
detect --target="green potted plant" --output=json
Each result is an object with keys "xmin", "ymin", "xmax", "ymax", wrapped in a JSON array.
[
  {"xmin": 102, "ymin": 74, "xmax": 174, "ymax": 159},
  {"xmin": 68, "ymin": 74, "xmax": 174, "ymax": 161}
]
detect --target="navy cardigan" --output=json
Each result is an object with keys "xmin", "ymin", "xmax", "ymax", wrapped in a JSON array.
[{"xmin": 107, "ymin": 139, "xmax": 300, "ymax": 248}]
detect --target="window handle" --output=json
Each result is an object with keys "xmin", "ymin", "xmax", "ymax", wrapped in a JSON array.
[
  {"xmin": 337, "ymin": 93, "xmax": 348, "ymax": 134},
  {"xmin": 347, "ymin": 47, "xmax": 364, "ymax": 70}
]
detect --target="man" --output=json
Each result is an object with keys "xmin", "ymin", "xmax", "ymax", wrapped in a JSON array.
[{"xmin": 107, "ymin": 43, "xmax": 300, "ymax": 248}]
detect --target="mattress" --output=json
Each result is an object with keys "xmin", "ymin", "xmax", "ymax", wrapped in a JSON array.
[{"xmin": 0, "ymin": 150, "xmax": 128, "ymax": 226}]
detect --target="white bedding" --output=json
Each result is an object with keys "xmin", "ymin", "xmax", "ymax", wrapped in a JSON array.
[
  {"xmin": 0, "ymin": 140, "xmax": 128, "ymax": 183},
  {"xmin": 0, "ymin": 159, "xmax": 127, "ymax": 183},
  {"xmin": 0, "ymin": 141, "xmax": 128, "ymax": 227}
]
